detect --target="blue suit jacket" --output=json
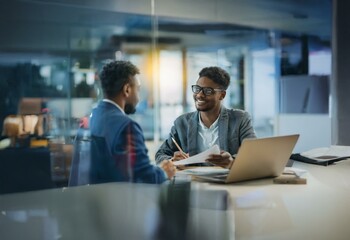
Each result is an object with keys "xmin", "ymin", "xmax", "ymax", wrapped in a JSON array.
[
  {"xmin": 90, "ymin": 101, "xmax": 166, "ymax": 184},
  {"xmin": 155, "ymin": 106, "xmax": 257, "ymax": 164}
]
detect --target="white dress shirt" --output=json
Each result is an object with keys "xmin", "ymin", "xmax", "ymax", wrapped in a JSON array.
[{"xmin": 197, "ymin": 114, "xmax": 220, "ymax": 153}]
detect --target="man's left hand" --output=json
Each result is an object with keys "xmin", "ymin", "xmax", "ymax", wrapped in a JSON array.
[{"xmin": 205, "ymin": 151, "xmax": 234, "ymax": 169}]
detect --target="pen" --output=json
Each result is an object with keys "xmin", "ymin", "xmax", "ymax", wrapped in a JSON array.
[{"xmin": 171, "ymin": 137, "xmax": 188, "ymax": 159}]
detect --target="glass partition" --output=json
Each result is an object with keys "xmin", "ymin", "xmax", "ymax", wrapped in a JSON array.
[
  {"xmin": 0, "ymin": 0, "xmax": 331, "ymax": 191},
  {"xmin": 0, "ymin": 0, "xmax": 155, "ymax": 188}
]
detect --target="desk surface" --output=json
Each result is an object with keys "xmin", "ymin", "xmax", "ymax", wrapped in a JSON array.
[
  {"xmin": 1, "ymin": 160, "xmax": 350, "ymax": 240},
  {"xmin": 201, "ymin": 160, "xmax": 350, "ymax": 240},
  {"xmin": 0, "ymin": 181, "xmax": 233, "ymax": 240}
]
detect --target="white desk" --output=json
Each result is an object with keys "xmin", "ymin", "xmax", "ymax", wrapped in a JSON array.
[
  {"xmin": 0, "ymin": 181, "xmax": 233, "ymax": 240},
  {"xmin": 199, "ymin": 160, "xmax": 350, "ymax": 240},
  {"xmin": 1, "ymin": 160, "xmax": 350, "ymax": 240}
]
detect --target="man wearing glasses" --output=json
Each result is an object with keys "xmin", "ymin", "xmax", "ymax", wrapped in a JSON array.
[{"xmin": 155, "ymin": 66, "xmax": 256, "ymax": 169}]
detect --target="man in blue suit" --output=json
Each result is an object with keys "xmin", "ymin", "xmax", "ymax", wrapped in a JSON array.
[{"xmin": 90, "ymin": 60, "xmax": 175, "ymax": 184}]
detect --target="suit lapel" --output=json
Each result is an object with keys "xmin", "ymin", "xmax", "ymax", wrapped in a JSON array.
[
  {"xmin": 188, "ymin": 112, "xmax": 199, "ymax": 155},
  {"xmin": 218, "ymin": 107, "xmax": 229, "ymax": 151}
]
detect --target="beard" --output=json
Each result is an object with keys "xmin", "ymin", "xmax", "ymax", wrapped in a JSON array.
[
  {"xmin": 195, "ymin": 106, "xmax": 210, "ymax": 112},
  {"xmin": 195, "ymin": 99, "xmax": 210, "ymax": 112},
  {"xmin": 125, "ymin": 103, "xmax": 136, "ymax": 115}
]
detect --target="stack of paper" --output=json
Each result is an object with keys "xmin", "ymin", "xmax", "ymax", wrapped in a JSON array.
[{"xmin": 181, "ymin": 167, "xmax": 229, "ymax": 176}]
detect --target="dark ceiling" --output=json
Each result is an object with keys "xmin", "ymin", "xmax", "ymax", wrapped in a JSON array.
[{"xmin": 0, "ymin": 0, "xmax": 332, "ymax": 59}]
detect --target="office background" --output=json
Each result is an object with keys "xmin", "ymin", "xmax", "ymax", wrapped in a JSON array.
[
  {"xmin": 1, "ymin": 0, "xmax": 348, "ymax": 157},
  {"xmin": 2, "ymin": 2, "xmax": 350, "ymax": 239}
]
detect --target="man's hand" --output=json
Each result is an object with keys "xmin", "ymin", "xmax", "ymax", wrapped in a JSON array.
[
  {"xmin": 160, "ymin": 159, "xmax": 176, "ymax": 179},
  {"xmin": 172, "ymin": 151, "xmax": 189, "ymax": 161},
  {"xmin": 171, "ymin": 151, "xmax": 188, "ymax": 170},
  {"xmin": 205, "ymin": 151, "xmax": 234, "ymax": 169}
]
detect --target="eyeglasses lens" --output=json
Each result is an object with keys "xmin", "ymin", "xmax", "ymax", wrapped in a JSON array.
[{"xmin": 192, "ymin": 85, "xmax": 215, "ymax": 96}]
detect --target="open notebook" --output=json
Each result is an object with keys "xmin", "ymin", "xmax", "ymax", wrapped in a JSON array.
[
  {"xmin": 291, "ymin": 145, "xmax": 350, "ymax": 166},
  {"xmin": 192, "ymin": 134, "xmax": 299, "ymax": 183}
]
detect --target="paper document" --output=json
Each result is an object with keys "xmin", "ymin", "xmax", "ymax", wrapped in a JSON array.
[
  {"xmin": 173, "ymin": 145, "xmax": 220, "ymax": 166},
  {"xmin": 181, "ymin": 167, "xmax": 229, "ymax": 176},
  {"xmin": 301, "ymin": 145, "xmax": 350, "ymax": 161}
]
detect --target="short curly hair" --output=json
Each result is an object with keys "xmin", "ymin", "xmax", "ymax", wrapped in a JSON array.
[
  {"xmin": 198, "ymin": 66, "xmax": 230, "ymax": 90},
  {"xmin": 99, "ymin": 60, "xmax": 140, "ymax": 98}
]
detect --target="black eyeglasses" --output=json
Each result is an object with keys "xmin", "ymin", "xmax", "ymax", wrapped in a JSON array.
[{"xmin": 191, "ymin": 85, "xmax": 225, "ymax": 96}]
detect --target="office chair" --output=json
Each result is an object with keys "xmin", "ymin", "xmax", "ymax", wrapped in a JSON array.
[
  {"xmin": 68, "ymin": 128, "xmax": 92, "ymax": 186},
  {"xmin": 69, "ymin": 127, "xmax": 130, "ymax": 186}
]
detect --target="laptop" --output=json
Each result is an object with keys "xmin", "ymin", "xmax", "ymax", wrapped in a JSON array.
[{"xmin": 194, "ymin": 134, "xmax": 299, "ymax": 183}]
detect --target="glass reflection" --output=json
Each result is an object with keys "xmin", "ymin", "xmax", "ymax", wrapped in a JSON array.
[
  {"xmin": 0, "ymin": 182, "xmax": 233, "ymax": 240},
  {"xmin": 0, "ymin": 0, "xmax": 331, "ymax": 192}
]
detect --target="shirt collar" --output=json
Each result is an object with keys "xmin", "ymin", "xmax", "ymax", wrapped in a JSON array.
[
  {"xmin": 198, "ymin": 113, "xmax": 219, "ymax": 130},
  {"xmin": 102, "ymin": 99, "xmax": 125, "ymax": 114}
]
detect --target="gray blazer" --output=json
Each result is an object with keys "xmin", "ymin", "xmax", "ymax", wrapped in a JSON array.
[{"xmin": 155, "ymin": 106, "xmax": 257, "ymax": 164}]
